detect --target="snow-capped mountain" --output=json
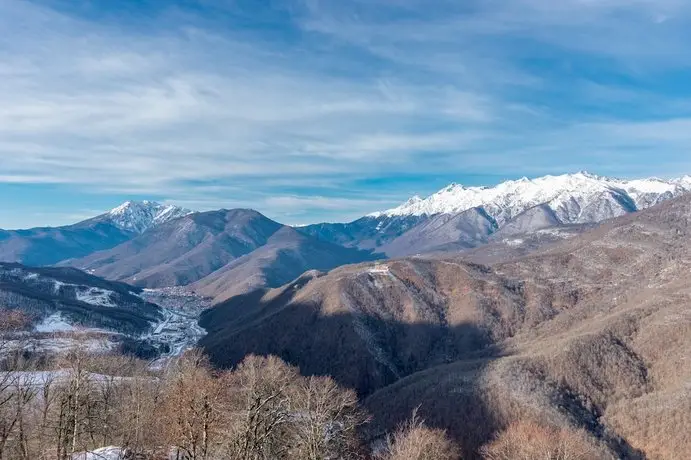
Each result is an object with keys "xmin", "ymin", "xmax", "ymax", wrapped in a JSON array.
[
  {"xmin": 0, "ymin": 201, "xmax": 194, "ymax": 266},
  {"xmin": 371, "ymin": 172, "xmax": 691, "ymax": 225},
  {"xmin": 298, "ymin": 172, "xmax": 691, "ymax": 257},
  {"xmin": 103, "ymin": 201, "xmax": 192, "ymax": 234}
]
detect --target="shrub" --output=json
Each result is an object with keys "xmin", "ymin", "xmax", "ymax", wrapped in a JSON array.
[
  {"xmin": 481, "ymin": 421, "xmax": 607, "ymax": 460},
  {"xmin": 380, "ymin": 410, "xmax": 460, "ymax": 460}
]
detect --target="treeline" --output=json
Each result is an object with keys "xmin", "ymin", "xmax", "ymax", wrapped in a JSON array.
[
  {"xmin": 1, "ymin": 348, "xmax": 366, "ymax": 460},
  {"xmin": 0, "ymin": 314, "xmax": 606, "ymax": 460},
  {"xmin": 0, "ymin": 353, "xmax": 608, "ymax": 460}
]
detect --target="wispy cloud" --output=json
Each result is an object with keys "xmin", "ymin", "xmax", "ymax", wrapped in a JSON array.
[{"xmin": 1, "ymin": 0, "xmax": 691, "ymax": 226}]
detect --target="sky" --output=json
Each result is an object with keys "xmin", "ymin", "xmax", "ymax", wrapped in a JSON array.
[{"xmin": 2, "ymin": 0, "xmax": 691, "ymax": 228}]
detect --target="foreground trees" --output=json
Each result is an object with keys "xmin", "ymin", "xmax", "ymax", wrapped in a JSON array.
[
  {"xmin": 162, "ymin": 353, "xmax": 368, "ymax": 460},
  {"xmin": 481, "ymin": 421, "xmax": 606, "ymax": 460},
  {"xmin": 0, "ymin": 343, "xmax": 612, "ymax": 460},
  {"xmin": 379, "ymin": 410, "xmax": 460, "ymax": 460},
  {"xmin": 0, "ymin": 349, "xmax": 369, "ymax": 460}
]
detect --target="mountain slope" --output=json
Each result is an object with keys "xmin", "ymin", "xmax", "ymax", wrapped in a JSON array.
[
  {"xmin": 67, "ymin": 209, "xmax": 284, "ymax": 287},
  {"xmin": 297, "ymin": 214, "xmax": 427, "ymax": 251},
  {"xmin": 192, "ymin": 226, "xmax": 379, "ymax": 302},
  {"xmin": 0, "ymin": 262, "xmax": 161, "ymax": 335},
  {"xmin": 0, "ymin": 201, "xmax": 191, "ymax": 266},
  {"xmin": 378, "ymin": 207, "xmax": 498, "ymax": 256},
  {"xmin": 0, "ymin": 221, "xmax": 134, "ymax": 267},
  {"xmin": 300, "ymin": 172, "xmax": 691, "ymax": 258},
  {"xmin": 67, "ymin": 209, "xmax": 375, "ymax": 293},
  {"xmin": 488, "ymin": 203, "xmax": 562, "ymax": 238},
  {"xmin": 200, "ymin": 194, "xmax": 691, "ymax": 459},
  {"xmin": 199, "ymin": 257, "xmax": 530, "ymax": 395}
]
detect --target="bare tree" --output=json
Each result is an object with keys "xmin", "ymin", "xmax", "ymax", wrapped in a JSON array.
[
  {"xmin": 290, "ymin": 376, "xmax": 368, "ymax": 460},
  {"xmin": 220, "ymin": 355, "xmax": 299, "ymax": 460},
  {"xmin": 162, "ymin": 350, "xmax": 224, "ymax": 460},
  {"xmin": 115, "ymin": 365, "xmax": 164, "ymax": 457},
  {"xmin": 0, "ymin": 371, "xmax": 38, "ymax": 460},
  {"xmin": 0, "ymin": 309, "xmax": 35, "ymax": 460},
  {"xmin": 34, "ymin": 371, "xmax": 59, "ymax": 460},
  {"xmin": 379, "ymin": 409, "xmax": 460, "ymax": 460},
  {"xmin": 480, "ymin": 421, "xmax": 607, "ymax": 460}
]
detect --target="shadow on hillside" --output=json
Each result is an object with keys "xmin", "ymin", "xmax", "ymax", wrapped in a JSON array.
[
  {"xmin": 199, "ymin": 287, "xmax": 504, "ymax": 458},
  {"xmin": 200, "ymin": 287, "xmax": 497, "ymax": 393},
  {"xmin": 198, "ymin": 286, "xmax": 646, "ymax": 460}
]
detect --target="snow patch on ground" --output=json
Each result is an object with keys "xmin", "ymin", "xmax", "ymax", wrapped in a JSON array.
[
  {"xmin": 35, "ymin": 313, "xmax": 77, "ymax": 333},
  {"xmin": 53, "ymin": 280, "xmax": 65, "ymax": 293},
  {"xmin": 76, "ymin": 287, "xmax": 116, "ymax": 307},
  {"xmin": 368, "ymin": 265, "xmax": 390, "ymax": 274},
  {"xmin": 73, "ymin": 446, "xmax": 125, "ymax": 460},
  {"xmin": 1, "ymin": 370, "xmax": 137, "ymax": 390},
  {"xmin": 503, "ymin": 238, "xmax": 525, "ymax": 247},
  {"xmin": 536, "ymin": 228, "xmax": 571, "ymax": 238},
  {"xmin": 366, "ymin": 265, "xmax": 395, "ymax": 290},
  {"xmin": 3, "ymin": 337, "xmax": 117, "ymax": 357}
]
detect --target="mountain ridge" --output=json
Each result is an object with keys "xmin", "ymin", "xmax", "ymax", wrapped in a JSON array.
[
  {"xmin": 0, "ymin": 200, "xmax": 192, "ymax": 266},
  {"xmin": 300, "ymin": 172, "xmax": 691, "ymax": 257},
  {"xmin": 64, "ymin": 209, "xmax": 376, "ymax": 300},
  {"xmin": 369, "ymin": 171, "xmax": 691, "ymax": 221}
]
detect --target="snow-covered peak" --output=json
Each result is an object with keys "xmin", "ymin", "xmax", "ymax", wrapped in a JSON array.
[
  {"xmin": 674, "ymin": 175, "xmax": 691, "ymax": 187},
  {"xmin": 105, "ymin": 201, "xmax": 192, "ymax": 234},
  {"xmin": 372, "ymin": 172, "xmax": 691, "ymax": 225}
]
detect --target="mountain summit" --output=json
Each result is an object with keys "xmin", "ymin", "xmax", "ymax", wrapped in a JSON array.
[
  {"xmin": 0, "ymin": 200, "xmax": 192, "ymax": 266},
  {"xmin": 66, "ymin": 209, "xmax": 376, "ymax": 299},
  {"xmin": 369, "ymin": 172, "xmax": 691, "ymax": 224},
  {"xmin": 103, "ymin": 200, "xmax": 192, "ymax": 234},
  {"xmin": 300, "ymin": 172, "xmax": 691, "ymax": 257}
]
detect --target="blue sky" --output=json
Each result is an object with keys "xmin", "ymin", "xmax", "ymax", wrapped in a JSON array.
[{"xmin": 2, "ymin": 0, "xmax": 691, "ymax": 228}]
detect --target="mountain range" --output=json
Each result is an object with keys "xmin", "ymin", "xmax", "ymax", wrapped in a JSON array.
[
  {"xmin": 201, "ymin": 192, "xmax": 691, "ymax": 459},
  {"xmin": 62, "ymin": 209, "xmax": 377, "ymax": 301},
  {"xmin": 1, "ymin": 172, "xmax": 690, "ymax": 299},
  {"xmin": 2, "ymin": 172, "xmax": 691, "ymax": 458},
  {"xmin": 299, "ymin": 172, "xmax": 691, "ymax": 256}
]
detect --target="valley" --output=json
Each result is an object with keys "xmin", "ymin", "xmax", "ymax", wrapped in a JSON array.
[
  {"xmin": 1, "ymin": 175, "xmax": 691, "ymax": 459},
  {"xmin": 138, "ymin": 287, "xmax": 210, "ymax": 366},
  {"xmin": 6, "ymin": 2, "xmax": 691, "ymax": 457},
  {"xmin": 0, "ymin": 264, "xmax": 210, "ymax": 363}
]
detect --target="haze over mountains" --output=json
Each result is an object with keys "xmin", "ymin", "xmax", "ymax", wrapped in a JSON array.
[
  {"xmin": 2, "ymin": 171, "xmax": 691, "ymax": 458},
  {"xmin": 2, "ymin": 172, "xmax": 690, "ymax": 299}
]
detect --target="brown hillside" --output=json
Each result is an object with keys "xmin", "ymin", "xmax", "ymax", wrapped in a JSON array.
[{"xmin": 201, "ymin": 194, "xmax": 691, "ymax": 459}]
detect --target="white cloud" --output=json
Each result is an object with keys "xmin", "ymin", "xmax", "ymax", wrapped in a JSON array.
[
  {"xmin": 1, "ymin": 0, "xmax": 691, "ymax": 225},
  {"xmin": 0, "ymin": 2, "xmax": 498, "ymax": 193}
]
